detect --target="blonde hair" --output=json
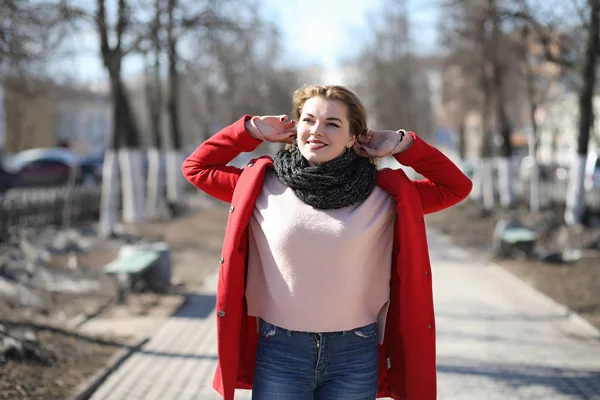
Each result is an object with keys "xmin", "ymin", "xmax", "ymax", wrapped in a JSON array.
[{"xmin": 291, "ymin": 84, "xmax": 368, "ymax": 138}]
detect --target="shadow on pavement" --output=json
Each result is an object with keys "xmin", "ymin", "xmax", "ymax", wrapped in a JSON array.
[
  {"xmin": 438, "ymin": 357, "xmax": 600, "ymax": 398},
  {"xmin": 137, "ymin": 349, "xmax": 218, "ymax": 361},
  {"xmin": 436, "ymin": 310, "xmax": 573, "ymax": 323},
  {"xmin": 171, "ymin": 293, "xmax": 216, "ymax": 319}
]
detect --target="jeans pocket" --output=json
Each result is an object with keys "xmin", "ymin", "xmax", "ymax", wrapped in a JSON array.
[
  {"xmin": 352, "ymin": 323, "xmax": 378, "ymax": 340},
  {"xmin": 258, "ymin": 319, "xmax": 278, "ymax": 339}
]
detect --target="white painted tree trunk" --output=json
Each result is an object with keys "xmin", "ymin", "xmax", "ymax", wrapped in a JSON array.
[
  {"xmin": 99, "ymin": 150, "xmax": 120, "ymax": 237},
  {"xmin": 146, "ymin": 148, "xmax": 166, "ymax": 219},
  {"xmin": 166, "ymin": 150, "xmax": 186, "ymax": 207},
  {"xmin": 482, "ymin": 159, "xmax": 495, "ymax": 211},
  {"xmin": 565, "ymin": 155, "xmax": 587, "ymax": 226},
  {"xmin": 496, "ymin": 157, "xmax": 515, "ymax": 208},
  {"xmin": 529, "ymin": 162, "xmax": 541, "ymax": 213},
  {"xmin": 119, "ymin": 148, "xmax": 146, "ymax": 223},
  {"xmin": 470, "ymin": 159, "xmax": 483, "ymax": 201}
]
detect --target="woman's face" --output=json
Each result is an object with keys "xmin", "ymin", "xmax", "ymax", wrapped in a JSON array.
[{"xmin": 296, "ymin": 96, "xmax": 356, "ymax": 165}]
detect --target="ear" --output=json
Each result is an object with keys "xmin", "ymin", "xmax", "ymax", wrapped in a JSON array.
[{"xmin": 346, "ymin": 135, "xmax": 356, "ymax": 148}]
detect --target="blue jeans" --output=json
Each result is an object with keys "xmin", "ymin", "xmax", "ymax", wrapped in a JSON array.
[{"xmin": 252, "ymin": 319, "xmax": 379, "ymax": 399}]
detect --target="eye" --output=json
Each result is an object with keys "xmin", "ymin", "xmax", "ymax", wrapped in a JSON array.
[
  {"xmin": 327, "ymin": 122, "xmax": 340, "ymax": 128},
  {"xmin": 302, "ymin": 118, "xmax": 314, "ymax": 123}
]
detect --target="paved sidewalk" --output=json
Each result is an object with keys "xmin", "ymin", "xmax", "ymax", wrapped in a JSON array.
[{"xmin": 88, "ymin": 231, "xmax": 600, "ymax": 400}]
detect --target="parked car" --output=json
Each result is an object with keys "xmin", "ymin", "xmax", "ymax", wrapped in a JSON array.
[
  {"xmin": 1, "ymin": 148, "xmax": 101, "ymax": 190},
  {"xmin": 0, "ymin": 161, "xmax": 13, "ymax": 193},
  {"xmin": 79, "ymin": 153, "xmax": 104, "ymax": 184}
]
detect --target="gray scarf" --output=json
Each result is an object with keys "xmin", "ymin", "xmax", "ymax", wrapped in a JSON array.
[{"xmin": 273, "ymin": 143, "xmax": 377, "ymax": 210}]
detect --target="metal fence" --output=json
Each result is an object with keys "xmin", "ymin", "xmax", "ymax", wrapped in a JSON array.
[{"xmin": 0, "ymin": 184, "xmax": 102, "ymax": 242}]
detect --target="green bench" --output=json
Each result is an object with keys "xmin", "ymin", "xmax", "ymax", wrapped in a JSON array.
[
  {"xmin": 493, "ymin": 220, "xmax": 538, "ymax": 259},
  {"xmin": 500, "ymin": 227, "xmax": 538, "ymax": 244},
  {"xmin": 104, "ymin": 250, "xmax": 161, "ymax": 303}
]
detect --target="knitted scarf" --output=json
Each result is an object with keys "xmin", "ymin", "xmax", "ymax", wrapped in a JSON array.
[{"xmin": 273, "ymin": 143, "xmax": 377, "ymax": 210}]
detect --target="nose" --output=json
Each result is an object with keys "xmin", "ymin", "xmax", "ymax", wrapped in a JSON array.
[{"xmin": 310, "ymin": 121, "xmax": 323, "ymax": 136}]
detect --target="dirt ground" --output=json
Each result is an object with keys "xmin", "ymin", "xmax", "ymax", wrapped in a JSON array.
[
  {"xmin": 425, "ymin": 198, "xmax": 600, "ymax": 330},
  {"xmin": 0, "ymin": 198, "xmax": 230, "ymax": 400}
]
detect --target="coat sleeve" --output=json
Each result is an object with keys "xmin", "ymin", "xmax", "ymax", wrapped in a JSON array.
[
  {"xmin": 181, "ymin": 115, "xmax": 263, "ymax": 203},
  {"xmin": 393, "ymin": 132, "xmax": 473, "ymax": 214}
]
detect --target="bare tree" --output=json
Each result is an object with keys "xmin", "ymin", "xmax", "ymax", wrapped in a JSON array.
[
  {"xmin": 95, "ymin": 0, "xmax": 143, "ymax": 149},
  {"xmin": 0, "ymin": 0, "xmax": 83, "ymax": 73},
  {"xmin": 356, "ymin": 0, "xmax": 434, "ymax": 143},
  {"xmin": 512, "ymin": 0, "xmax": 599, "ymax": 224},
  {"xmin": 145, "ymin": 0, "xmax": 164, "ymax": 150}
]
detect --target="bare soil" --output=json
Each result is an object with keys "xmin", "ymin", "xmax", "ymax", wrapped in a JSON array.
[
  {"xmin": 0, "ymin": 198, "xmax": 230, "ymax": 400},
  {"xmin": 425, "ymin": 199, "xmax": 600, "ymax": 330}
]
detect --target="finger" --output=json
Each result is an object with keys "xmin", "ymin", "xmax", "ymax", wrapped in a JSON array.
[
  {"xmin": 353, "ymin": 146, "xmax": 366, "ymax": 157},
  {"xmin": 283, "ymin": 120, "xmax": 295, "ymax": 129},
  {"xmin": 279, "ymin": 114, "xmax": 289, "ymax": 122},
  {"xmin": 353, "ymin": 143, "xmax": 369, "ymax": 158},
  {"xmin": 281, "ymin": 129, "xmax": 296, "ymax": 139},
  {"xmin": 359, "ymin": 145, "xmax": 379, "ymax": 157},
  {"xmin": 356, "ymin": 134, "xmax": 371, "ymax": 144}
]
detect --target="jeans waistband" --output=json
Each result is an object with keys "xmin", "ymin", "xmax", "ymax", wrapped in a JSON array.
[{"xmin": 257, "ymin": 318, "xmax": 377, "ymax": 338}]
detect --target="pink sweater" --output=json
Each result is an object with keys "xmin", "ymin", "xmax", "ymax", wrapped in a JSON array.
[{"xmin": 245, "ymin": 170, "xmax": 395, "ymax": 342}]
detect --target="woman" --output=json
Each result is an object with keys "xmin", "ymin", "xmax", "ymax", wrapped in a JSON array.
[{"xmin": 182, "ymin": 84, "xmax": 472, "ymax": 400}]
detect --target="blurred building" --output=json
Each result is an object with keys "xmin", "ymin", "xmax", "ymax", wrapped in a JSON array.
[
  {"xmin": 438, "ymin": 26, "xmax": 593, "ymax": 162},
  {"xmin": 0, "ymin": 77, "xmax": 112, "ymax": 156}
]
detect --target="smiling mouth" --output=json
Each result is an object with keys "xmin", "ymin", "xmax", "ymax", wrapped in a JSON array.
[{"xmin": 307, "ymin": 141, "xmax": 327, "ymax": 150}]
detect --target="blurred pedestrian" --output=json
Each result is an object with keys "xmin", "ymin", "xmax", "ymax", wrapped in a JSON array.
[{"xmin": 182, "ymin": 84, "xmax": 472, "ymax": 400}]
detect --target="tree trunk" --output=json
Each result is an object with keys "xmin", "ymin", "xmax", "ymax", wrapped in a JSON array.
[
  {"xmin": 490, "ymin": 0, "xmax": 514, "ymax": 208},
  {"xmin": 151, "ymin": 0, "xmax": 163, "ymax": 149},
  {"xmin": 480, "ymin": 52, "xmax": 495, "ymax": 211},
  {"xmin": 98, "ymin": 150, "xmax": 120, "ymax": 237},
  {"xmin": 166, "ymin": 0, "xmax": 185, "ymax": 210},
  {"xmin": 458, "ymin": 116, "xmax": 467, "ymax": 161},
  {"xmin": 167, "ymin": 0, "xmax": 181, "ymax": 151},
  {"xmin": 528, "ymin": 109, "xmax": 541, "ymax": 213},
  {"xmin": 565, "ymin": 0, "xmax": 599, "ymax": 225},
  {"xmin": 97, "ymin": 0, "xmax": 146, "ymax": 231},
  {"xmin": 144, "ymin": 53, "xmax": 162, "ymax": 149},
  {"xmin": 110, "ymin": 76, "xmax": 141, "ymax": 148}
]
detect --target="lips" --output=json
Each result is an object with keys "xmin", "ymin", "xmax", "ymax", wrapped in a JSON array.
[{"xmin": 307, "ymin": 140, "xmax": 327, "ymax": 150}]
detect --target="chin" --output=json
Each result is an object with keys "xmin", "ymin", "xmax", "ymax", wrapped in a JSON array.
[{"xmin": 301, "ymin": 150, "xmax": 334, "ymax": 164}]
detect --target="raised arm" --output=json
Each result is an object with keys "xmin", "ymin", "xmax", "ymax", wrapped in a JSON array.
[
  {"xmin": 182, "ymin": 116, "xmax": 262, "ymax": 203},
  {"xmin": 182, "ymin": 114, "xmax": 297, "ymax": 203},
  {"xmin": 394, "ymin": 132, "xmax": 472, "ymax": 214},
  {"xmin": 355, "ymin": 129, "xmax": 472, "ymax": 214}
]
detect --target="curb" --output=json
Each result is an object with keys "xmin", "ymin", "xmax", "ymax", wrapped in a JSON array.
[
  {"xmin": 69, "ymin": 337, "xmax": 149, "ymax": 400},
  {"xmin": 432, "ymin": 229, "xmax": 600, "ymax": 339}
]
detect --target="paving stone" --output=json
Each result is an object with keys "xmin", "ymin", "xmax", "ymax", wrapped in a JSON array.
[{"xmin": 89, "ymin": 231, "xmax": 600, "ymax": 399}]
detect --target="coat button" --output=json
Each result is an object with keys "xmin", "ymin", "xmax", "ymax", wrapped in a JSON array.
[
  {"xmin": 428, "ymin": 324, "xmax": 432, "ymax": 329},
  {"xmin": 425, "ymin": 271, "xmax": 429, "ymax": 276},
  {"xmin": 219, "ymin": 257, "xmax": 224, "ymax": 264},
  {"xmin": 229, "ymin": 206, "xmax": 235, "ymax": 213},
  {"xmin": 218, "ymin": 310, "xmax": 226, "ymax": 317},
  {"xmin": 418, "ymin": 218, "xmax": 424, "ymax": 223}
]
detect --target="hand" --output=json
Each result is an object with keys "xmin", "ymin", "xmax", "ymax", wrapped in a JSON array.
[
  {"xmin": 246, "ymin": 115, "xmax": 297, "ymax": 143},
  {"xmin": 353, "ymin": 129, "xmax": 414, "ymax": 158}
]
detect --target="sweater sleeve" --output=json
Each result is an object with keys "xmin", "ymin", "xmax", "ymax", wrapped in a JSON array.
[
  {"xmin": 393, "ymin": 132, "xmax": 473, "ymax": 214},
  {"xmin": 181, "ymin": 115, "xmax": 263, "ymax": 203}
]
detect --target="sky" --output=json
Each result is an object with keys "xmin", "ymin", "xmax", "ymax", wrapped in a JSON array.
[{"xmin": 52, "ymin": 0, "xmax": 440, "ymax": 84}]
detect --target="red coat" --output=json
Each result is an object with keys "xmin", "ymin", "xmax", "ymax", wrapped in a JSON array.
[{"xmin": 182, "ymin": 116, "xmax": 472, "ymax": 400}]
